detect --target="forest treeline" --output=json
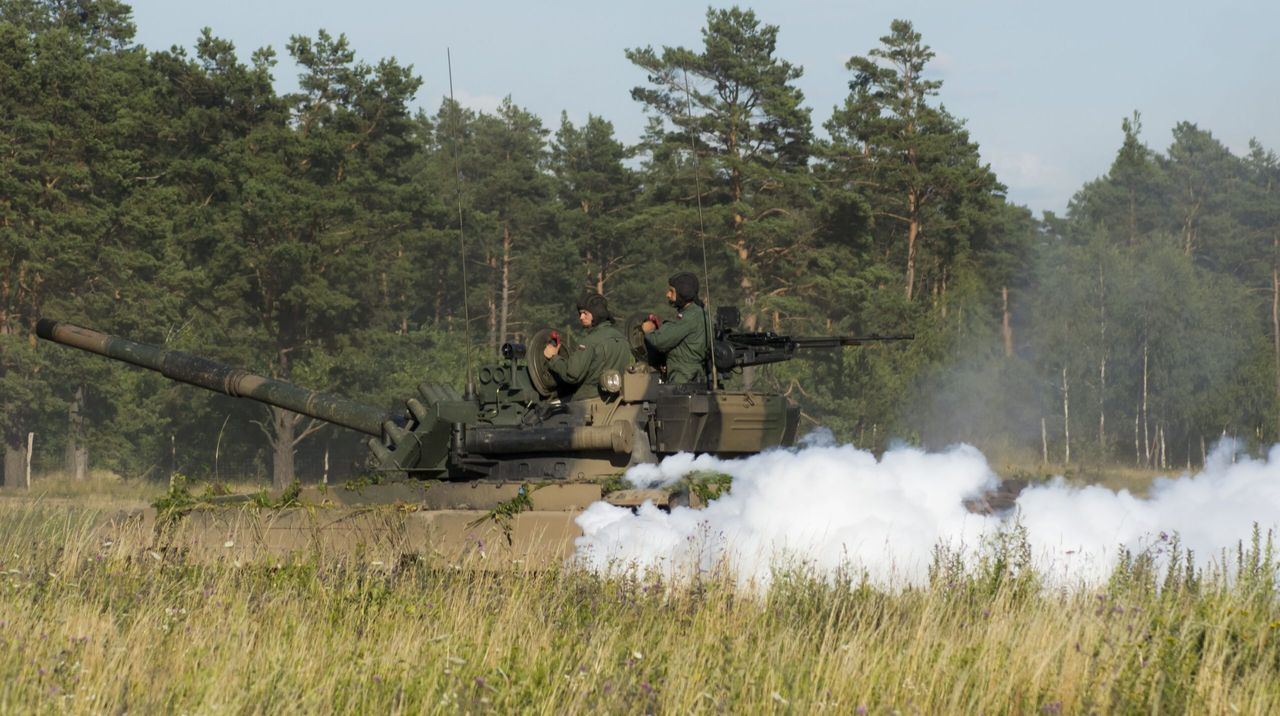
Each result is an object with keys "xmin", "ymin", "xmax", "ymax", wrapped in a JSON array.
[{"xmin": 3, "ymin": 0, "xmax": 1278, "ymax": 487}]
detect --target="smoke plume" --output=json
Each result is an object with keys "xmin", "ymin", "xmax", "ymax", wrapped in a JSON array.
[{"xmin": 573, "ymin": 437, "xmax": 1280, "ymax": 589}]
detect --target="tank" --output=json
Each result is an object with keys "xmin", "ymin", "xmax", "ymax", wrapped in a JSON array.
[{"xmin": 35, "ymin": 315, "xmax": 913, "ymax": 567}]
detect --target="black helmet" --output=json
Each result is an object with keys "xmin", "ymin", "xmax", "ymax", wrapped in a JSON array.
[
  {"xmin": 668, "ymin": 272, "xmax": 699, "ymax": 309},
  {"xmin": 578, "ymin": 292, "xmax": 611, "ymax": 322}
]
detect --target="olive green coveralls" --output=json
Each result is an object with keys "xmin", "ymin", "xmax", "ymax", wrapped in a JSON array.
[
  {"xmin": 644, "ymin": 302, "xmax": 709, "ymax": 385},
  {"xmin": 547, "ymin": 321, "xmax": 632, "ymax": 400}
]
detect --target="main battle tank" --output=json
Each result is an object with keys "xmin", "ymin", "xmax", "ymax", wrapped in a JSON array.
[{"xmin": 36, "ymin": 313, "xmax": 911, "ymax": 567}]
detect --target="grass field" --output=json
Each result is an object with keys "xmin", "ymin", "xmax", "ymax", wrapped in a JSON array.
[{"xmin": 1, "ymin": 473, "xmax": 1279, "ymax": 713}]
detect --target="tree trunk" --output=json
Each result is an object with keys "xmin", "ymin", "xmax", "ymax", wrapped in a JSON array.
[
  {"xmin": 1000, "ymin": 286, "xmax": 1013, "ymax": 358},
  {"xmin": 1142, "ymin": 341, "xmax": 1150, "ymax": 467},
  {"xmin": 1272, "ymin": 252, "xmax": 1279, "ymax": 406},
  {"xmin": 434, "ymin": 264, "xmax": 446, "ymax": 325},
  {"xmin": 905, "ymin": 197, "xmax": 919, "ymax": 301},
  {"xmin": 486, "ymin": 251, "xmax": 497, "ymax": 353},
  {"xmin": 1182, "ymin": 194, "xmax": 1200, "ymax": 256},
  {"xmin": 1159, "ymin": 425, "xmax": 1167, "ymax": 470},
  {"xmin": 498, "ymin": 222, "xmax": 512, "ymax": 348},
  {"xmin": 735, "ymin": 213, "xmax": 757, "ymax": 331},
  {"xmin": 268, "ymin": 347, "xmax": 299, "ymax": 489},
  {"xmin": 64, "ymin": 384, "xmax": 89, "ymax": 481},
  {"xmin": 1041, "ymin": 417, "xmax": 1048, "ymax": 465},
  {"xmin": 1061, "ymin": 366, "xmax": 1070, "ymax": 465},
  {"xmin": 269, "ymin": 405, "xmax": 297, "ymax": 490},
  {"xmin": 1134, "ymin": 410, "xmax": 1140, "ymax": 467},
  {"xmin": 1097, "ymin": 260, "xmax": 1107, "ymax": 456}
]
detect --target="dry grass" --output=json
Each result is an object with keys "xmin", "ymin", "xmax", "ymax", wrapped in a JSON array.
[
  {"xmin": 996, "ymin": 461, "xmax": 1170, "ymax": 497},
  {"xmin": 0, "ymin": 471, "xmax": 275, "ymax": 511},
  {"xmin": 0, "ymin": 493, "xmax": 1278, "ymax": 714}
]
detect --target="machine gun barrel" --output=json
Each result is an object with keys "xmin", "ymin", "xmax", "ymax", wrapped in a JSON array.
[
  {"xmin": 791, "ymin": 334, "xmax": 915, "ymax": 349},
  {"xmin": 714, "ymin": 330, "xmax": 914, "ymax": 370},
  {"xmin": 36, "ymin": 319, "xmax": 389, "ymax": 437}
]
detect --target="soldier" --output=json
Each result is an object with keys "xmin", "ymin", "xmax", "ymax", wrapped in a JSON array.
[
  {"xmin": 543, "ymin": 292, "xmax": 632, "ymax": 400},
  {"xmin": 642, "ymin": 271, "xmax": 710, "ymax": 384}
]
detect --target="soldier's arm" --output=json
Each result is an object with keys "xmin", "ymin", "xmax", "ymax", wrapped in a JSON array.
[
  {"xmin": 548, "ymin": 343, "xmax": 595, "ymax": 384},
  {"xmin": 645, "ymin": 316, "xmax": 695, "ymax": 353}
]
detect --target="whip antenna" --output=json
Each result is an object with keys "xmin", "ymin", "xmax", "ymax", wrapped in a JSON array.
[
  {"xmin": 448, "ymin": 49, "xmax": 476, "ymax": 398},
  {"xmin": 682, "ymin": 67, "xmax": 718, "ymax": 390}
]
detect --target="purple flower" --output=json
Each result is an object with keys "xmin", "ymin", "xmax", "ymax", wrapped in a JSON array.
[
  {"xmin": 640, "ymin": 682, "xmax": 652, "ymax": 694},
  {"xmin": 1041, "ymin": 702, "xmax": 1062, "ymax": 714},
  {"xmin": 474, "ymin": 677, "xmax": 487, "ymax": 689},
  {"xmin": 856, "ymin": 707, "xmax": 868, "ymax": 715}
]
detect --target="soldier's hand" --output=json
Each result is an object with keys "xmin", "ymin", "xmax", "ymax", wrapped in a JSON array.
[{"xmin": 542, "ymin": 343, "xmax": 559, "ymax": 359}]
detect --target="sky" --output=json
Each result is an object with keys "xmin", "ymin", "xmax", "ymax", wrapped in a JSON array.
[{"xmin": 124, "ymin": 0, "xmax": 1280, "ymax": 216}]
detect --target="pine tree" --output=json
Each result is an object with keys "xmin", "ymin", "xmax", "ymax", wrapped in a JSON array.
[
  {"xmin": 627, "ymin": 6, "xmax": 815, "ymax": 330},
  {"xmin": 827, "ymin": 19, "xmax": 1001, "ymax": 304}
]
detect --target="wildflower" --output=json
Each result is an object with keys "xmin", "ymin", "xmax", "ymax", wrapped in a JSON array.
[
  {"xmin": 474, "ymin": 676, "xmax": 487, "ymax": 689},
  {"xmin": 1041, "ymin": 702, "xmax": 1062, "ymax": 714},
  {"xmin": 771, "ymin": 692, "xmax": 788, "ymax": 705},
  {"xmin": 855, "ymin": 707, "xmax": 868, "ymax": 715},
  {"xmin": 631, "ymin": 650, "xmax": 643, "ymax": 660},
  {"xmin": 641, "ymin": 682, "xmax": 653, "ymax": 694}
]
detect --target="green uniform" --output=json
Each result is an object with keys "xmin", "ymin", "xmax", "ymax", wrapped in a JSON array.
[
  {"xmin": 645, "ymin": 302, "xmax": 709, "ymax": 384},
  {"xmin": 547, "ymin": 321, "xmax": 631, "ymax": 400}
]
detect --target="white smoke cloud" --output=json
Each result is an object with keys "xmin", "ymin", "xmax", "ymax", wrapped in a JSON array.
[{"xmin": 573, "ymin": 440, "xmax": 1280, "ymax": 590}]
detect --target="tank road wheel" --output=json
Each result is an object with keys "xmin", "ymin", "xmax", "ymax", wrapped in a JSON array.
[
  {"xmin": 528, "ymin": 328, "xmax": 564, "ymax": 398},
  {"xmin": 624, "ymin": 311, "xmax": 663, "ymax": 367}
]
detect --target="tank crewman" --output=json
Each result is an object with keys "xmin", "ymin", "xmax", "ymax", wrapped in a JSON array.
[
  {"xmin": 543, "ymin": 292, "xmax": 632, "ymax": 400},
  {"xmin": 641, "ymin": 271, "xmax": 710, "ymax": 384}
]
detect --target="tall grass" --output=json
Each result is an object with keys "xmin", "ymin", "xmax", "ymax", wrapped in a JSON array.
[{"xmin": 0, "ymin": 499, "xmax": 1278, "ymax": 713}]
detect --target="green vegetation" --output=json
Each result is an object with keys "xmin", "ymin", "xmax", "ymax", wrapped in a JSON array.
[
  {"xmin": 2, "ymin": 499, "xmax": 1280, "ymax": 712},
  {"xmin": 2, "ymin": 1, "xmax": 1278, "ymax": 492},
  {"xmin": 467, "ymin": 483, "xmax": 535, "ymax": 542}
]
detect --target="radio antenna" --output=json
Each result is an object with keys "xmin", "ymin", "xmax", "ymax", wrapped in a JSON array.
[
  {"xmin": 448, "ymin": 49, "xmax": 476, "ymax": 399},
  {"xmin": 682, "ymin": 67, "xmax": 718, "ymax": 390}
]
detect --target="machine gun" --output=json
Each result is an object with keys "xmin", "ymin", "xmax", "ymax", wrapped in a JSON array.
[{"xmin": 710, "ymin": 306, "xmax": 913, "ymax": 372}]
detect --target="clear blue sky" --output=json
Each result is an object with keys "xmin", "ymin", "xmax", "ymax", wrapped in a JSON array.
[{"xmin": 126, "ymin": 0, "xmax": 1279, "ymax": 215}]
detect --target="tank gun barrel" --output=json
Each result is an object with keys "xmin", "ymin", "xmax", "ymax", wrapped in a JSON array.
[{"xmin": 36, "ymin": 319, "xmax": 388, "ymax": 437}]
